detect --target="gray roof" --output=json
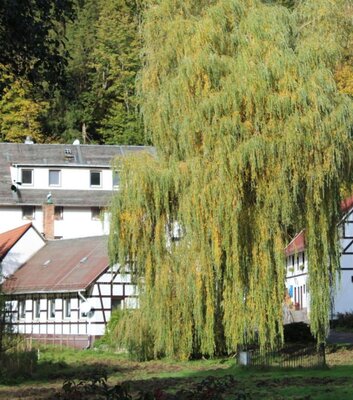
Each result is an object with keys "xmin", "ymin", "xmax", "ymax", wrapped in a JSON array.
[{"xmin": 0, "ymin": 143, "xmax": 154, "ymax": 206}]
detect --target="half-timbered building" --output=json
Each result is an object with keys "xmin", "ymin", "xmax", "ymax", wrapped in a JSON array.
[
  {"xmin": 2, "ymin": 235, "xmax": 136, "ymax": 348},
  {"xmin": 285, "ymin": 196, "xmax": 353, "ymax": 323}
]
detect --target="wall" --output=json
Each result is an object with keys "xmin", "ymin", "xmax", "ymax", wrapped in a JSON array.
[
  {"xmin": 1, "ymin": 227, "xmax": 45, "ymax": 279},
  {"xmin": 6, "ymin": 266, "xmax": 137, "ymax": 346},
  {"xmin": 10, "ymin": 166, "xmax": 116, "ymax": 191},
  {"xmin": 285, "ymin": 251, "xmax": 309, "ymax": 311},
  {"xmin": 0, "ymin": 206, "xmax": 110, "ymax": 239}
]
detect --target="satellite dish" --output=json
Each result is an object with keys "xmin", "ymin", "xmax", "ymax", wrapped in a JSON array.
[
  {"xmin": 81, "ymin": 301, "xmax": 93, "ymax": 315},
  {"xmin": 73, "ymin": 139, "xmax": 80, "ymax": 145}
]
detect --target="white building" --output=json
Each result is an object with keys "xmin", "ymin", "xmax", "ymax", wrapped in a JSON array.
[
  {"xmin": 0, "ymin": 142, "xmax": 153, "ymax": 239},
  {"xmin": 2, "ymin": 234, "xmax": 136, "ymax": 348},
  {"xmin": 0, "ymin": 223, "xmax": 46, "ymax": 281},
  {"xmin": 285, "ymin": 196, "xmax": 353, "ymax": 322}
]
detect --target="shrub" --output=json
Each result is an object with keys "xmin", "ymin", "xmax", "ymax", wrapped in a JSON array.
[
  {"xmin": 331, "ymin": 312, "xmax": 353, "ymax": 330},
  {"xmin": 98, "ymin": 308, "xmax": 157, "ymax": 361},
  {"xmin": 283, "ymin": 322, "xmax": 315, "ymax": 344}
]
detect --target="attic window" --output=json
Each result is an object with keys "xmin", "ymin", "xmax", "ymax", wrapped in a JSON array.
[
  {"xmin": 80, "ymin": 256, "xmax": 88, "ymax": 263},
  {"xmin": 42, "ymin": 259, "xmax": 51, "ymax": 267},
  {"xmin": 21, "ymin": 169, "xmax": 33, "ymax": 185}
]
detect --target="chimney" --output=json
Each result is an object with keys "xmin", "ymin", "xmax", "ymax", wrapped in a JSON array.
[{"xmin": 43, "ymin": 203, "xmax": 55, "ymax": 240}]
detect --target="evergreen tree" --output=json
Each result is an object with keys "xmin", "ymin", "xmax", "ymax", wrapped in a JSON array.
[
  {"xmin": 93, "ymin": 0, "xmax": 144, "ymax": 144},
  {"xmin": 44, "ymin": 0, "xmax": 100, "ymax": 143},
  {"xmin": 0, "ymin": 0, "xmax": 74, "ymax": 94},
  {"xmin": 109, "ymin": 0, "xmax": 353, "ymax": 359}
]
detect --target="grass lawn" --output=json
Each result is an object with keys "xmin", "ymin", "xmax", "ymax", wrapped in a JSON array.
[{"xmin": 0, "ymin": 345, "xmax": 352, "ymax": 399}]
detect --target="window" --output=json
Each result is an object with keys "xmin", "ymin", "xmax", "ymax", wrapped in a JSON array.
[
  {"xmin": 112, "ymin": 170, "xmax": 120, "ymax": 187},
  {"xmin": 64, "ymin": 299, "xmax": 71, "ymax": 319},
  {"xmin": 91, "ymin": 207, "xmax": 102, "ymax": 221},
  {"xmin": 22, "ymin": 206, "xmax": 35, "ymax": 220},
  {"xmin": 90, "ymin": 171, "xmax": 101, "ymax": 187},
  {"xmin": 21, "ymin": 169, "xmax": 33, "ymax": 185},
  {"xmin": 19, "ymin": 300, "xmax": 26, "ymax": 319},
  {"xmin": 54, "ymin": 206, "xmax": 63, "ymax": 220},
  {"xmin": 48, "ymin": 299, "xmax": 55, "ymax": 319},
  {"xmin": 34, "ymin": 299, "xmax": 40, "ymax": 319},
  {"xmin": 112, "ymin": 297, "xmax": 123, "ymax": 310},
  {"xmin": 79, "ymin": 299, "xmax": 87, "ymax": 318},
  {"xmin": 49, "ymin": 170, "xmax": 61, "ymax": 186}
]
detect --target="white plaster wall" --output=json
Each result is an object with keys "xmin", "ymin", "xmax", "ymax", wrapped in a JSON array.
[
  {"xmin": 54, "ymin": 208, "xmax": 109, "ymax": 238},
  {"xmin": 333, "ymin": 268, "xmax": 353, "ymax": 315},
  {"xmin": 1, "ymin": 227, "xmax": 45, "ymax": 278},
  {"xmin": 0, "ymin": 207, "xmax": 109, "ymax": 239},
  {"xmin": 12, "ymin": 166, "xmax": 115, "ymax": 191},
  {"xmin": 285, "ymin": 251, "xmax": 309, "ymax": 310},
  {"xmin": 0, "ymin": 207, "xmax": 43, "ymax": 235}
]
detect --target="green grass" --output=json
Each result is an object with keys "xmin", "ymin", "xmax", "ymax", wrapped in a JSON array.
[{"xmin": 1, "ymin": 345, "xmax": 353, "ymax": 399}]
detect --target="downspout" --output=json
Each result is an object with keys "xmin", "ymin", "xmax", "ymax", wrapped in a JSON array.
[{"xmin": 78, "ymin": 291, "xmax": 91, "ymax": 349}]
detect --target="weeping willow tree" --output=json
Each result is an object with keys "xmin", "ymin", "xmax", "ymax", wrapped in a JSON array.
[{"xmin": 109, "ymin": 0, "xmax": 353, "ymax": 359}]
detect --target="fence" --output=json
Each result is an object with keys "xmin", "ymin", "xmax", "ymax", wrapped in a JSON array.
[{"xmin": 238, "ymin": 343, "xmax": 326, "ymax": 368}]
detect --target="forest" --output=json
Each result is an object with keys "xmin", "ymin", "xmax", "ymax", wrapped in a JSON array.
[{"xmin": 0, "ymin": 0, "xmax": 144, "ymax": 145}]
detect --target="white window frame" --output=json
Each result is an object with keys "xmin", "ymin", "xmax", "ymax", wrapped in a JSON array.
[
  {"xmin": 22, "ymin": 206, "xmax": 35, "ymax": 220},
  {"xmin": 19, "ymin": 299, "xmax": 26, "ymax": 320},
  {"xmin": 91, "ymin": 207, "xmax": 102, "ymax": 221},
  {"xmin": 34, "ymin": 299, "xmax": 40, "ymax": 319},
  {"xmin": 49, "ymin": 169, "xmax": 61, "ymax": 187},
  {"xmin": 79, "ymin": 299, "xmax": 87, "ymax": 319},
  {"xmin": 90, "ymin": 170, "xmax": 102, "ymax": 187},
  {"xmin": 54, "ymin": 206, "xmax": 64, "ymax": 220},
  {"xmin": 21, "ymin": 169, "xmax": 33, "ymax": 186},
  {"xmin": 112, "ymin": 170, "xmax": 120, "ymax": 188},
  {"xmin": 64, "ymin": 299, "xmax": 71, "ymax": 319},
  {"xmin": 48, "ymin": 299, "xmax": 55, "ymax": 319}
]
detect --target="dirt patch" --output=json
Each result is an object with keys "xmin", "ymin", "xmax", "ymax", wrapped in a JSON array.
[
  {"xmin": 255, "ymin": 376, "xmax": 351, "ymax": 388},
  {"xmin": 0, "ymin": 385, "xmax": 60, "ymax": 400}
]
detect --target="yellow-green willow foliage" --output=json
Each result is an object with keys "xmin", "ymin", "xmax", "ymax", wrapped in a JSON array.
[{"xmin": 109, "ymin": 0, "xmax": 353, "ymax": 359}]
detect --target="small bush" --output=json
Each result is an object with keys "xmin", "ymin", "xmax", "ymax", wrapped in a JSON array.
[
  {"xmin": 283, "ymin": 322, "xmax": 315, "ymax": 343},
  {"xmin": 98, "ymin": 308, "xmax": 157, "ymax": 361},
  {"xmin": 0, "ymin": 348, "xmax": 38, "ymax": 383},
  {"xmin": 331, "ymin": 312, "xmax": 353, "ymax": 330}
]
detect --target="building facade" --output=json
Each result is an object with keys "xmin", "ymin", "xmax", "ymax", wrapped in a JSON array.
[
  {"xmin": 285, "ymin": 197, "xmax": 353, "ymax": 323},
  {"xmin": 0, "ymin": 142, "xmax": 153, "ymax": 239},
  {"xmin": 2, "ymin": 235, "xmax": 136, "ymax": 348}
]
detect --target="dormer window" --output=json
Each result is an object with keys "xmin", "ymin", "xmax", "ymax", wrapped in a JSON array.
[
  {"xmin": 90, "ymin": 171, "xmax": 101, "ymax": 187},
  {"xmin": 21, "ymin": 169, "xmax": 33, "ymax": 185},
  {"xmin": 49, "ymin": 170, "xmax": 61, "ymax": 186}
]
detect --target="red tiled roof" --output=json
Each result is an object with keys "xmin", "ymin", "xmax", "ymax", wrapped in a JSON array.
[
  {"xmin": 285, "ymin": 230, "xmax": 305, "ymax": 256},
  {"xmin": 2, "ymin": 236, "xmax": 109, "ymax": 294},
  {"xmin": 341, "ymin": 195, "xmax": 353, "ymax": 214},
  {"xmin": 0, "ymin": 223, "xmax": 32, "ymax": 261},
  {"xmin": 285, "ymin": 196, "xmax": 353, "ymax": 256}
]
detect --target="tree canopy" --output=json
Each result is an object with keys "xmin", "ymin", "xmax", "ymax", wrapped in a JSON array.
[
  {"xmin": 0, "ymin": 0, "xmax": 74, "ymax": 90},
  {"xmin": 109, "ymin": 0, "xmax": 353, "ymax": 359}
]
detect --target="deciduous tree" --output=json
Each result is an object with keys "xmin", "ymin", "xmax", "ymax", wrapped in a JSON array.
[{"xmin": 109, "ymin": 0, "xmax": 353, "ymax": 359}]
